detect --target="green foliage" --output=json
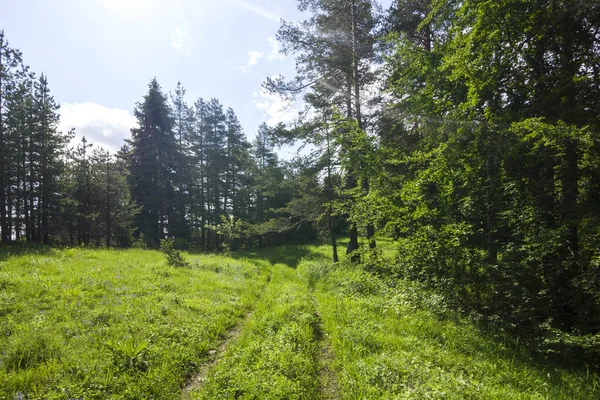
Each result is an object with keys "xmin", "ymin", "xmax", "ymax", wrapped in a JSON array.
[
  {"xmin": 132, "ymin": 233, "xmax": 149, "ymax": 249},
  {"xmin": 105, "ymin": 338, "xmax": 150, "ymax": 372},
  {"xmin": 379, "ymin": 0, "xmax": 600, "ymax": 342},
  {"xmin": 160, "ymin": 238, "xmax": 190, "ymax": 268},
  {"xmin": 209, "ymin": 215, "xmax": 249, "ymax": 255}
]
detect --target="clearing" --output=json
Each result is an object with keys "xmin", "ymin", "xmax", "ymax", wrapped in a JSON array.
[{"xmin": 0, "ymin": 244, "xmax": 598, "ymax": 399}]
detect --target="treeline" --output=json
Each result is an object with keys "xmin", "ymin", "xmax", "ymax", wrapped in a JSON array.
[
  {"xmin": 377, "ymin": 0, "xmax": 600, "ymax": 338},
  {"xmin": 0, "ymin": 31, "xmax": 147, "ymax": 247},
  {"xmin": 0, "ymin": 31, "xmax": 72, "ymax": 244},
  {"xmin": 124, "ymin": 79, "xmax": 298, "ymax": 250},
  {"xmin": 265, "ymin": 0, "xmax": 600, "ymax": 353},
  {"xmin": 0, "ymin": 31, "xmax": 301, "ymax": 250}
]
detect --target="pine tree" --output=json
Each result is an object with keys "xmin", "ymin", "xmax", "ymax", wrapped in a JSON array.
[
  {"xmin": 34, "ymin": 74, "xmax": 71, "ymax": 244},
  {"xmin": 170, "ymin": 82, "xmax": 194, "ymax": 240},
  {"xmin": 127, "ymin": 78, "xmax": 176, "ymax": 247},
  {"xmin": 71, "ymin": 136, "xmax": 94, "ymax": 245},
  {"xmin": 267, "ymin": 0, "xmax": 382, "ymax": 257},
  {"xmin": 202, "ymin": 99, "xmax": 228, "ymax": 249},
  {"xmin": 92, "ymin": 147, "xmax": 136, "ymax": 247},
  {"xmin": 0, "ymin": 30, "xmax": 23, "ymax": 242},
  {"xmin": 224, "ymin": 108, "xmax": 251, "ymax": 219},
  {"xmin": 190, "ymin": 98, "xmax": 208, "ymax": 249}
]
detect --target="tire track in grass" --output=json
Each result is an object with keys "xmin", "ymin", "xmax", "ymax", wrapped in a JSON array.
[
  {"xmin": 181, "ymin": 266, "xmax": 273, "ymax": 399},
  {"xmin": 314, "ymin": 301, "xmax": 342, "ymax": 400},
  {"xmin": 188, "ymin": 264, "xmax": 321, "ymax": 399},
  {"xmin": 181, "ymin": 311, "xmax": 255, "ymax": 398}
]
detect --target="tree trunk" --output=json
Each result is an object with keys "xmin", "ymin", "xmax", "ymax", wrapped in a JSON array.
[
  {"xmin": 351, "ymin": 1, "xmax": 376, "ymax": 250},
  {"xmin": 326, "ymin": 131, "xmax": 339, "ymax": 263},
  {"xmin": 561, "ymin": 138, "xmax": 579, "ymax": 264},
  {"xmin": 0, "ymin": 45, "xmax": 8, "ymax": 243},
  {"xmin": 328, "ymin": 205, "xmax": 339, "ymax": 263}
]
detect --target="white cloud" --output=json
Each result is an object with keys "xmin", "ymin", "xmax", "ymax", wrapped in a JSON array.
[
  {"xmin": 252, "ymin": 82, "xmax": 301, "ymax": 126},
  {"xmin": 60, "ymin": 102, "xmax": 136, "ymax": 154},
  {"xmin": 241, "ymin": 37, "xmax": 284, "ymax": 73},
  {"xmin": 223, "ymin": 0, "xmax": 281, "ymax": 22},
  {"xmin": 267, "ymin": 36, "xmax": 285, "ymax": 61},
  {"xmin": 241, "ymin": 50, "xmax": 264, "ymax": 73},
  {"xmin": 170, "ymin": 25, "xmax": 192, "ymax": 56}
]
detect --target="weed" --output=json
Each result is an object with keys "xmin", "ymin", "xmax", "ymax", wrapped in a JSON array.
[{"xmin": 106, "ymin": 338, "xmax": 151, "ymax": 372}]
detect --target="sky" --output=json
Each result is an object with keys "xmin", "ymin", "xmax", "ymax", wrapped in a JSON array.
[{"xmin": 0, "ymin": 0, "xmax": 392, "ymax": 155}]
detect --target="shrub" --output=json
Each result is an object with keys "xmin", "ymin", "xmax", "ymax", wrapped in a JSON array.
[{"xmin": 160, "ymin": 238, "xmax": 190, "ymax": 268}]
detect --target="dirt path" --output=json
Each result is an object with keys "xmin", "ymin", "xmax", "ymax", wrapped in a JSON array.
[{"xmin": 181, "ymin": 311, "xmax": 253, "ymax": 399}]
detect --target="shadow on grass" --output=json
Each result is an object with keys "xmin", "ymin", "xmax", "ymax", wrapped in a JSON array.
[
  {"xmin": 230, "ymin": 243, "xmax": 331, "ymax": 269},
  {"xmin": 0, "ymin": 243, "xmax": 56, "ymax": 262}
]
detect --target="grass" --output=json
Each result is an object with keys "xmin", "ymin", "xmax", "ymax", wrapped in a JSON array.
[
  {"xmin": 190, "ymin": 264, "xmax": 321, "ymax": 399},
  {"xmin": 0, "ymin": 241, "xmax": 599, "ymax": 399},
  {"xmin": 0, "ymin": 247, "xmax": 269, "ymax": 399},
  {"xmin": 300, "ymin": 257, "xmax": 600, "ymax": 399}
]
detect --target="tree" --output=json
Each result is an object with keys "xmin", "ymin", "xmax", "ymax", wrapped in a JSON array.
[
  {"xmin": 267, "ymin": 0, "xmax": 382, "ymax": 258},
  {"xmin": 92, "ymin": 147, "xmax": 137, "ymax": 247},
  {"xmin": 381, "ymin": 0, "xmax": 600, "ymax": 335},
  {"xmin": 0, "ymin": 30, "xmax": 22, "ymax": 242},
  {"xmin": 127, "ymin": 78, "xmax": 176, "ymax": 247},
  {"xmin": 170, "ymin": 82, "xmax": 194, "ymax": 240},
  {"xmin": 70, "ymin": 136, "xmax": 94, "ymax": 245},
  {"xmin": 189, "ymin": 98, "xmax": 209, "ymax": 249},
  {"xmin": 34, "ymin": 74, "xmax": 71, "ymax": 244},
  {"xmin": 224, "ymin": 108, "xmax": 251, "ymax": 220}
]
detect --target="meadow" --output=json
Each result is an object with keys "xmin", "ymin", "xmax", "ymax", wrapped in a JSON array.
[
  {"xmin": 0, "ymin": 243, "xmax": 598, "ymax": 399},
  {"xmin": 0, "ymin": 247, "xmax": 268, "ymax": 399}
]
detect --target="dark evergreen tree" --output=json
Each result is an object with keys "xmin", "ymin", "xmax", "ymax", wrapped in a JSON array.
[
  {"xmin": 224, "ymin": 108, "xmax": 251, "ymax": 220},
  {"xmin": 34, "ymin": 74, "xmax": 72, "ymax": 244},
  {"xmin": 170, "ymin": 81, "xmax": 194, "ymax": 241},
  {"xmin": 127, "ymin": 78, "xmax": 176, "ymax": 247},
  {"xmin": 0, "ymin": 30, "xmax": 22, "ymax": 242}
]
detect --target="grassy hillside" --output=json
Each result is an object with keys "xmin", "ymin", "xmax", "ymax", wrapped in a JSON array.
[
  {"xmin": 0, "ymin": 247, "xmax": 269, "ymax": 399},
  {"xmin": 0, "ymin": 243, "xmax": 598, "ymax": 399}
]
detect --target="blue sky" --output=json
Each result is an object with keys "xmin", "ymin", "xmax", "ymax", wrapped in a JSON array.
[{"xmin": 0, "ymin": 0, "xmax": 391, "ymax": 154}]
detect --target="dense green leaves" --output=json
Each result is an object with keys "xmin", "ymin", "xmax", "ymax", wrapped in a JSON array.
[{"xmin": 380, "ymin": 0, "xmax": 600, "ymax": 348}]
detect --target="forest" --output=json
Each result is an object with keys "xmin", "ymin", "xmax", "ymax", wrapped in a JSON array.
[{"xmin": 1, "ymin": 0, "xmax": 600, "ymax": 397}]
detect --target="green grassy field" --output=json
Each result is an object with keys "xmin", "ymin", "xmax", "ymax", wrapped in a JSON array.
[
  {"xmin": 0, "ymin": 247, "xmax": 269, "ymax": 399},
  {"xmin": 0, "ymin": 243, "xmax": 598, "ymax": 399},
  {"xmin": 301, "ymin": 259, "xmax": 600, "ymax": 399}
]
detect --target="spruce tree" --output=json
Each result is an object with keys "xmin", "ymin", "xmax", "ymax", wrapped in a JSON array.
[
  {"xmin": 170, "ymin": 82, "xmax": 194, "ymax": 240},
  {"xmin": 127, "ymin": 78, "xmax": 176, "ymax": 246},
  {"xmin": 34, "ymin": 74, "xmax": 71, "ymax": 244},
  {"xmin": 0, "ymin": 30, "xmax": 23, "ymax": 242}
]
